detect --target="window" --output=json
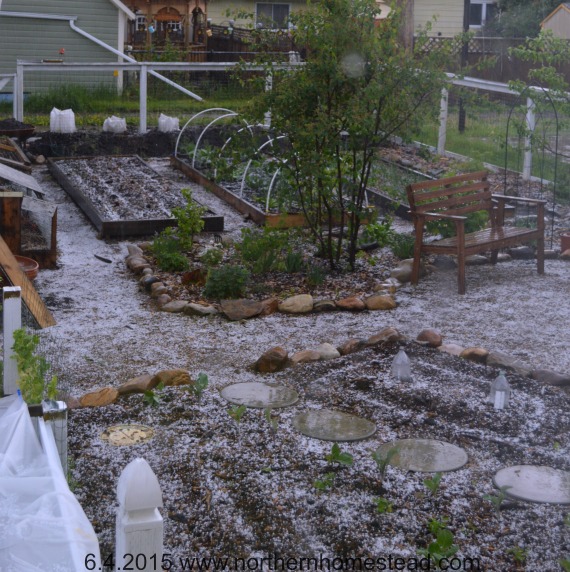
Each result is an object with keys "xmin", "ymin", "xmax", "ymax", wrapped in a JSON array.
[
  {"xmin": 136, "ymin": 15, "xmax": 147, "ymax": 31},
  {"xmin": 256, "ymin": 3, "xmax": 290, "ymax": 29},
  {"xmin": 469, "ymin": 1, "xmax": 497, "ymax": 27}
]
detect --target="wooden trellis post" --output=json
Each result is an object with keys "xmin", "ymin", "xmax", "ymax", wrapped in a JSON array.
[{"xmin": 115, "ymin": 458, "xmax": 163, "ymax": 572}]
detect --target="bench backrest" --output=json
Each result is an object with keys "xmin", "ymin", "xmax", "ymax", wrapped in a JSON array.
[{"xmin": 406, "ymin": 170, "xmax": 492, "ymax": 217}]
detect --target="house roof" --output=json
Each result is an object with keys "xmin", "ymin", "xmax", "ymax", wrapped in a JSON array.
[
  {"xmin": 540, "ymin": 3, "xmax": 570, "ymax": 27},
  {"xmin": 107, "ymin": 0, "xmax": 136, "ymax": 20}
]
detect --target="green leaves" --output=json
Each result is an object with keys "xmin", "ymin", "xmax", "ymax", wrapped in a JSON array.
[
  {"xmin": 190, "ymin": 372, "xmax": 209, "ymax": 401},
  {"xmin": 325, "ymin": 442, "xmax": 354, "ymax": 467},
  {"xmin": 483, "ymin": 485, "xmax": 512, "ymax": 514},
  {"xmin": 423, "ymin": 472, "xmax": 443, "ymax": 497},
  {"xmin": 313, "ymin": 472, "xmax": 335, "ymax": 492},
  {"xmin": 228, "ymin": 404, "xmax": 247, "ymax": 424},
  {"xmin": 418, "ymin": 519, "xmax": 458, "ymax": 569},
  {"xmin": 371, "ymin": 447, "xmax": 398, "ymax": 478}
]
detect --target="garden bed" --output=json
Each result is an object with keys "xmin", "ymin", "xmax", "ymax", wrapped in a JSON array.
[{"xmin": 48, "ymin": 155, "xmax": 224, "ymax": 239}]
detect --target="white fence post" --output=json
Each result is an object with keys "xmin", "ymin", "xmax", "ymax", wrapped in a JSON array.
[
  {"xmin": 116, "ymin": 458, "xmax": 163, "ymax": 572},
  {"xmin": 2, "ymin": 286, "xmax": 22, "ymax": 396},
  {"xmin": 437, "ymin": 88, "xmax": 448, "ymax": 156},
  {"xmin": 139, "ymin": 64, "xmax": 148, "ymax": 134},
  {"xmin": 523, "ymin": 96, "xmax": 535, "ymax": 181}
]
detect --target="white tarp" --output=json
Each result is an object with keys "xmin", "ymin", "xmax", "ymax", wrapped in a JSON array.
[{"xmin": 0, "ymin": 395, "xmax": 101, "ymax": 571}]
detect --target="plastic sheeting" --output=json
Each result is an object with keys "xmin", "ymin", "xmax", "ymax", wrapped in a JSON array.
[{"xmin": 0, "ymin": 395, "xmax": 101, "ymax": 571}]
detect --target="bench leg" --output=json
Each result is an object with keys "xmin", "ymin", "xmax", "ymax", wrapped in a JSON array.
[
  {"xmin": 490, "ymin": 249, "xmax": 499, "ymax": 265},
  {"xmin": 537, "ymin": 236, "xmax": 545, "ymax": 275},
  {"xmin": 457, "ymin": 245, "xmax": 466, "ymax": 295},
  {"xmin": 411, "ymin": 255, "xmax": 421, "ymax": 285}
]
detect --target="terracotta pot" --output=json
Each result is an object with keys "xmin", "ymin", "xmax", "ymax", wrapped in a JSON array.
[
  {"xmin": 561, "ymin": 232, "xmax": 570, "ymax": 254},
  {"xmin": 15, "ymin": 255, "xmax": 39, "ymax": 280}
]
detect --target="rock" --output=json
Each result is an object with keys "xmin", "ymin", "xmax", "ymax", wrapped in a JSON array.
[
  {"xmin": 151, "ymin": 369, "xmax": 193, "ymax": 387},
  {"xmin": 438, "ymin": 344, "xmax": 465, "ymax": 356},
  {"xmin": 432, "ymin": 255, "xmax": 457, "ymax": 270},
  {"xmin": 65, "ymin": 396, "xmax": 82, "ymax": 410},
  {"xmin": 487, "ymin": 351, "xmax": 531, "ymax": 377},
  {"xmin": 140, "ymin": 275, "xmax": 161, "ymax": 291},
  {"xmin": 129, "ymin": 260, "xmax": 152, "ymax": 274},
  {"xmin": 150, "ymin": 282, "xmax": 168, "ymax": 298},
  {"xmin": 416, "ymin": 328, "xmax": 443, "ymax": 348},
  {"xmin": 544, "ymin": 250, "xmax": 558, "ymax": 260},
  {"xmin": 390, "ymin": 259, "xmax": 426, "ymax": 283},
  {"xmin": 531, "ymin": 369, "xmax": 570, "ymax": 387},
  {"xmin": 155, "ymin": 294, "xmax": 172, "ymax": 307},
  {"xmin": 338, "ymin": 338, "xmax": 367, "ymax": 355},
  {"xmin": 466, "ymin": 255, "xmax": 488, "ymax": 266},
  {"xmin": 508, "ymin": 245, "xmax": 535, "ymax": 260},
  {"xmin": 181, "ymin": 268, "xmax": 207, "ymax": 286},
  {"xmin": 184, "ymin": 302, "xmax": 218, "ymax": 316},
  {"xmin": 35, "ymin": 154, "xmax": 46, "ymax": 165},
  {"xmin": 161, "ymin": 300, "xmax": 189, "ymax": 313},
  {"xmin": 260, "ymin": 298, "xmax": 279, "ymax": 316},
  {"xmin": 315, "ymin": 343, "xmax": 341, "ymax": 360},
  {"xmin": 336, "ymin": 296, "xmax": 366, "ymax": 311},
  {"xmin": 138, "ymin": 241, "xmax": 153, "ymax": 252},
  {"xmin": 79, "ymin": 387, "xmax": 119, "ymax": 407},
  {"xmin": 142, "ymin": 267, "xmax": 153, "ymax": 276},
  {"xmin": 127, "ymin": 244, "xmax": 144, "ymax": 257},
  {"xmin": 290, "ymin": 350, "xmax": 322, "ymax": 365},
  {"xmin": 365, "ymin": 294, "xmax": 397, "ymax": 311},
  {"xmin": 561, "ymin": 249, "xmax": 570, "ymax": 260},
  {"xmin": 117, "ymin": 374, "xmax": 157, "ymax": 396},
  {"xmin": 278, "ymin": 294, "xmax": 314, "ymax": 314},
  {"xmin": 313, "ymin": 300, "xmax": 337, "ymax": 312},
  {"xmin": 221, "ymin": 299, "xmax": 263, "ymax": 320},
  {"xmin": 366, "ymin": 327, "xmax": 403, "ymax": 346},
  {"xmin": 497, "ymin": 253, "xmax": 512, "ymax": 262},
  {"xmin": 460, "ymin": 347, "xmax": 489, "ymax": 364},
  {"xmin": 255, "ymin": 347, "xmax": 289, "ymax": 373}
]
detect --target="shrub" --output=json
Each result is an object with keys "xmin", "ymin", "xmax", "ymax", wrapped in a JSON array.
[
  {"xmin": 238, "ymin": 228, "xmax": 289, "ymax": 274},
  {"xmin": 201, "ymin": 247, "xmax": 224, "ymax": 267},
  {"xmin": 203, "ymin": 265, "xmax": 250, "ymax": 299},
  {"xmin": 284, "ymin": 251, "xmax": 304, "ymax": 273},
  {"xmin": 150, "ymin": 234, "xmax": 189, "ymax": 272},
  {"xmin": 390, "ymin": 234, "xmax": 416, "ymax": 259},
  {"xmin": 171, "ymin": 188, "xmax": 206, "ymax": 249},
  {"xmin": 360, "ymin": 217, "xmax": 395, "ymax": 247},
  {"xmin": 426, "ymin": 210, "xmax": 488, "ymax": 239},
  {"xmin": 306, "ymin": 264, "xmax": 326, "ymax": 287}
]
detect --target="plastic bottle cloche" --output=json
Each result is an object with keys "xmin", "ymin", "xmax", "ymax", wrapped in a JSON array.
[
  {"xmin": 391, "ymin": 348, "xmax": 412, "ymax": 382},
  {"xmin": 488, "ymin": 371, "xmax": 511, "ymax": 410}
]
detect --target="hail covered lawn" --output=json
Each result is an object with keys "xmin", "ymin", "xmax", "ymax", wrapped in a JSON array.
[{"xmin": 27, "ymin": 159, "xmax": 570, "ymax": 571}]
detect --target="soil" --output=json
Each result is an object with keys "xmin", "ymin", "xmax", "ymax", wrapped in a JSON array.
[{"xmin": 11, "ymin": 135, "xmax": 570, "ymax": 571}]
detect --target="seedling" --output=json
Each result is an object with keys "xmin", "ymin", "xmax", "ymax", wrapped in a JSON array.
[
  {"xmin": 264, "ymin": 407, "xmax": 278, "ymax": 434},
  {"xmin": 143, "ymin": 381, "xmax": 165, "ymax": 407},
  {"xmin": 325, "ymin": 443, "xmax": 353, "ymax": 467},
  {"xmin": 427, "ymin": 517, "xmax": 450, "ymax": 536},
  {"xmin": 228, "ymin": 404, "xmax": 247, "ymax": 424},
  {"xmin": 560, "ymin": 558, "xmax": 570, "ymax": 572},
  {"xmin": 424, "ymin": 472, "xmax": 443, "ymax": 497},
  {"xmin": 190, "ymin": 372, "xmax": 208, "ymax": 401},
  {"xmin": 313, "ymin": 472, "xmax": 335, "ymax": 491},
  {"xmin": 507, "ymin": 546, "xmax": 527, "ymax": 567},
  {"xmin": 418, "ymin": 519, "xmax": 458, "ymax": 570},
  {"xmin": 371, "ymin": 447, "xmax": 398, "ymax": 478},
  {"xmin": 483, "ymin": 485, "xmax": 512, "ymax": 514},
  {"xmin": 375, "ymin": 497, "xmax": 394, "ymax": 514},
  {"xmin": 565, "ymin": 513, "xmax": 570, "ymax": 527}
]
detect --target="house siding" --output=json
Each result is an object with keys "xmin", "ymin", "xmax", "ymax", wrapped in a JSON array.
[
  {"xmin": 0, "ymin": 0, "xmax": 124, "ymax": 92},
  {"xmin": 542, "ymin": 7, "xmax": 570, "ymax": 39},
  {"xmin": 207, "ymin": 0, "xmax": 307, "ymax": 27},
  {"xmin": 414, "ymin": 0, "xmax": 464, "ymax": 37}
]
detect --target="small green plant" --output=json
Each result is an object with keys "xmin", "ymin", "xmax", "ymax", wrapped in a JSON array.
[
  {"xmin": 190, "ymin": 372, "xmax": 208, "ymax": 401},
  {"xmin": 228, "ymin": 404, "xmax": 247, "ymax": 424},
  {"xmin": 306, "ymin": 264, "xmax": 326, "ymax": 287},
  {"xmin": 325, "ymin": 442, "xmax": 354, "ymax": 467},
  {"xmin": 238, "ymin": 227, "xmax": 289, "ymax": 274},
  {"xmin": 200, "ymin": 247, "xmax": 224, "ymax": 267},
  {"xmin": 203, "ymin": 265, "xmax": 250, "ymax": 299},
  {"xmin": 561, "ymin": 558, "xmax": 570, "ymax": 572},
  {"xmin": 143, "ymin": 381, "xmax": 165, "ymax": 407},
  {"xmin": 565, "ymin": 513, "xmax": 570, "ymax": 527},
  {"xmin": 375, "ymin": 497, "xmax": 394, "ymax": 514},
  {"xmin": 507, "ymin": 546, "xmax": 527, "ymax": 567},
  {"xmin": 483, "ymin": 485, "xmax": 512, "ymax": 514},
  {"xmin": 264, "ymin": 407, "xmax": 278, "ymax": 434},
  {"xmin": 426, "ymin": 210, "xmax": 488, "ymax": 239},
  {"xmin": 423, "ymin": 472, "xmax": 443, "ymax": 497},
  {"xmin": 361, "ymin": 217, "xmax": 394, "ymax": 247},
  {"xmin": 150, "ymin": 232, "xmax": 189, "ymax": 272},
  {"xmin": 418, "ymin": 519, "xmax": 459, "ymax": 569},
  {"xmin": 171, "ymin": 188, "xmax": 206, "ymax": 249},
  {"xmin": 389, "ymin": 233, "xmax": 416, "ymax": 259},
  {"xmin": 313, "ymin": 472, "xmax": 335, "ymax": 491},
  {"xmin": 284, "ymin": 251, "xmax": 304, "ymax": 273},
  {"xmin": 371, "ymin": 447, "xmax": 398, "ymax": 479},
  {"xmin": 11, "ymin": 329, "xmax": 57, "ymax": 404}
]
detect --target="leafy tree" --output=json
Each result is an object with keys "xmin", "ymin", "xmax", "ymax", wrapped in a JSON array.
[
  {"xmin": 484, "ymin": 0, "xmax": 559, "ymax": 38},
  {"xmin": 241, "ymin": 0, "xmax": 452, "ymax": 270}
]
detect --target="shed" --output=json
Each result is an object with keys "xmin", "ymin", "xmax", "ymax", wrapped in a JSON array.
[
  {"xmin": 541, "ymin": 3, "xmax": 570, "ymax": 39},
  {"xmin": 0, "ymin": 0, "xmax": 135, "ymax": 93}
]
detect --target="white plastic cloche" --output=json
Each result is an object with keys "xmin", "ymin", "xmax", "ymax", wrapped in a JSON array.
[
  {"xmin": 391, "ymin": 348, "xmax": 411, "ymax": 382},
  {"xmin": 488, "ymin": 371, "xmax": 511, "ymax": 410}
]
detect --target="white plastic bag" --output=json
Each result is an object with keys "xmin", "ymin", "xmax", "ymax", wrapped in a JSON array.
[
  {"xmin": 102, "ymin": 115, "xmax": 127, "ymax": 133},
  {"xmin": 158, "ymin": 113, "xmax": 179, "ymax": 132},
  {"xmin": 49, "ymin": 107, "xmax": 76, "ymax": 133}
]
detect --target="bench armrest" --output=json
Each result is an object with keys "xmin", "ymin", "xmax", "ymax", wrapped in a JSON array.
[
  {"xmin": 492, "ymin": 194, "xmax": 546, "ymax": 205},
  {"xmin": 414, "ymin": 211, "xmax": 467, "ymax": 222}
]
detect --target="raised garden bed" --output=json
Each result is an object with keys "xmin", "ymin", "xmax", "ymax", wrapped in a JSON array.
[
  {"xmin": 48, "ymin": 155, "xmax": 224, "ymax": 239},
  {"xmin": 171, "ymin": 155, "xmax": 376, "ymax": 228}
]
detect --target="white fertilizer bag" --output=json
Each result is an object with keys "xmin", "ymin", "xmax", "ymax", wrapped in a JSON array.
[
  {"xmin": 158, "ymin": 113, "xmax": 180, "ymax": 132},
  {"xmin": 50, "ymin": 107, "xmax": 76, "ymax": 133},
  {"xmin": 103, "ymin": 115, "xmax": 127, "ymax": 133}
]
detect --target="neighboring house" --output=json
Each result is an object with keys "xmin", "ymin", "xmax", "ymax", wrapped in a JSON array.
[
  {"xmin": 541, "ymin": 3, "xmax": 570, "ymax": 39},
  {"xmin": 0, "ymin": 0, "xmax": 135, "ymax": 92}
]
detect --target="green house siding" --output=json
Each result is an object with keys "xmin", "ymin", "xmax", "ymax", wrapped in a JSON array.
[{"xmin": 0, "ymin": 0, "xmax": 125, "ymax": 92}]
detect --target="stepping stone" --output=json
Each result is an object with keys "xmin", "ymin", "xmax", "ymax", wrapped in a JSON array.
[
  {"xmin": 493, "ymin": 465, "xmax": 570, "ymax": 504},
  {"xmin": 374, "ymin": 438, "xmax": 468, "ymax": 472},
  {"xmin": 100, "ymin": 424, "xmax": 154, "ymax": 446},
  {"xmin": 292, "ymin": 409, "xmax": 376, "ymax": 442},
  {"xmin": 220, "ymin": 382, "xmax": 299, "ymax": 409}
]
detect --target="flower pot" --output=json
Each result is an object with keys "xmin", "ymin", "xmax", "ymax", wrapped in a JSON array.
[
  {"xmin": 561, "ymin": 232, "xmax": 570, "ymax": 254},
  {"xmin": 15, "ymin": 255, "xmax": 39, "ymax": 280}
]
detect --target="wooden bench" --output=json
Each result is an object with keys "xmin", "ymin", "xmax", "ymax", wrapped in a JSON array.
[{"xmin": 406, "ymin": 170, "xmax": 545, "ymax": 294}]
